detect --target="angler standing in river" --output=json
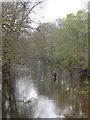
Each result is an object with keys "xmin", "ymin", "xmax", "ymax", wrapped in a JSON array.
[{"xmin": 53, "ymin": 71, "xmax": 56, "ymax": 82}]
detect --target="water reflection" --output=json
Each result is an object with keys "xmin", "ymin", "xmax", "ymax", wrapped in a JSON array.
[
  {"xmin": 15, "ymin": 74, "xmax": 65, "ymax": 118},
  {"xmin": 3, "ymin": 60, "xmax": 88, "ymax": 118},
  {"xmin": 15, "ymin": 77, "xmax": 38, "ymax": 101}
]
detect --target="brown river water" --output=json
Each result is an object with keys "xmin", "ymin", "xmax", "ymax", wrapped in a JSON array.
[{"xmin": 2, "ymin": 60, "xmax": 88, "ymax": 118}]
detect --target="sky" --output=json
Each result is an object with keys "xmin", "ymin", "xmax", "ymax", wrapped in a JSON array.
[
  {"xmin": 1, "ymin": 0, "xmax": 89, "ymax": 25},
  {"xmin": 42, "ymin": 0, "xmax": 89, "ymax": 23}
]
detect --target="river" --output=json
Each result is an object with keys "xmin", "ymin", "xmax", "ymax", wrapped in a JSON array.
[{"xmin": 2, "ymin": 60, "xmax": 88, "ymax": 118}]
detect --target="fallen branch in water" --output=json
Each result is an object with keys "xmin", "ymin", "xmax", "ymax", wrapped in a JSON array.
[{"xmin": 3, "ymin": 96, "xmax": 35, "ymax": 104}]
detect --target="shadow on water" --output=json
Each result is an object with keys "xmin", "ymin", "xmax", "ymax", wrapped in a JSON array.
[{"xmin": 2, "ymin": 60, "xmax": 88, "ymax": 118}]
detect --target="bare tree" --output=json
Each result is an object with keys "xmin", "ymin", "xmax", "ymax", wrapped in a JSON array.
[{"xmin": 2, "ymin": 1, "xmax": 45, "ymax": 113}]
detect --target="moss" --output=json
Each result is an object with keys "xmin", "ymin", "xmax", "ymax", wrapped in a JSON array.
[{"xmin": 83, "ymin": 63, "xmax": 88, "ymax": 70}]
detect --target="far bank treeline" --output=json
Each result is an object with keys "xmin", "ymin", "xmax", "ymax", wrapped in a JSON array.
[
  {"xmin": 31, "ymin": 10, "xmax": 88, "ymax": 71},
  {"xmin": 2, "ymin": 4, "xmax": 88, "ymax": 72},
  {"xmin": 13, "ymin": 11, "xmax": 88, "ymax": 70}
]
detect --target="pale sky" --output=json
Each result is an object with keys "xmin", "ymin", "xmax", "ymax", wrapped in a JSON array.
[
  {"xmin": 1, "ymin": 0, "xmax": 88, "ymax": 25},
  {"xmin": 42, "ymin": 0, "xmax": 89, "ymax": 22}
]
